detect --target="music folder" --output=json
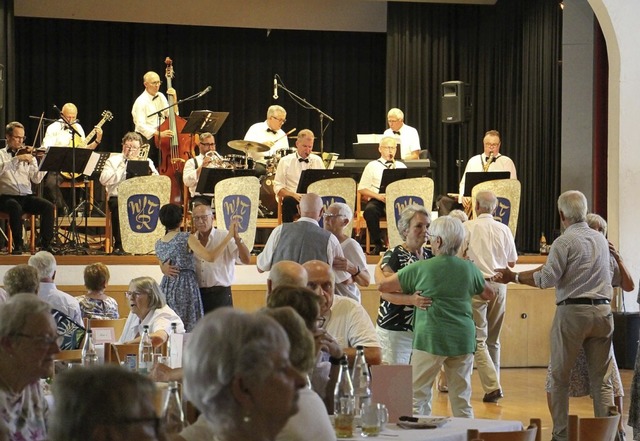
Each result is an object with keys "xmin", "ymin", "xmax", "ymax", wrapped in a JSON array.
[
  {"xmin": 378, "ymin": 168, "xmax": 430, "ymax": 194},
  {"xmin": 196, "ymin": 168, "xmax": 256, "ymax": 194},
  {"xmin": 126, "ymin": 160, "xmax": 152, "ymax": 179},
  {"xmin": 182, "ymin": 110, "xmax": 229, "ymax": 135},
  {"xmin": 463, "ymin": 171, "xmax": 511, "ymax": 196},
  {"xmin": 39, "ymin": 146, "xmax": 93, "ymax": 174},
  {"xmin": 295, "ymin": 169, "xmax": 351, "ymax": 194}
]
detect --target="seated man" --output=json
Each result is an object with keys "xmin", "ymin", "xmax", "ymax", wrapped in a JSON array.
[
  {"xmin": 273, "ymin": 129, "xmax": 324, "ymax": 223},
  {"xmin": 383, "ymin": 107, "xmax": 420, "ymax": 160},
  {"xmin": 303, "ymin": 259, "xmax": 381, "ymax": 366},
  {"xmin": 182, "ymin": 132, "xmax": 220, "ymax": 207},
  {"xmin": 244, "ymin": 105, "xmax": 291, "ymax": 175},
  {"xmin": 0, "ymin": 121, "xmax": 54, "ymax": 254},
  {"xmin": 358, "ymin": 136, "xmax": 406, "ymax": 255},
  {"xmin": 99, "ymin": 132, "xmax": 158, "ymax": 254}
]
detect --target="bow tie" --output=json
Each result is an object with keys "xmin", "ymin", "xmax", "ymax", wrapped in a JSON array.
[
  {"xmin": 393, "ymin": 131, "xmax": 401, "ymax": 136},
  {"xmin": 485, "ymin": 155, "xmax": 496, "ymax": 162},
  {"xmin": 152, "ymin": 94, "xmax": 159, "ymax": 101},
  {"xmin": 298, "ymin": 158, "xmax": 309, "ymax": 163},
  {"xmin": 267, "ymin": 128, "xmax": 277, "ymax": 134}
]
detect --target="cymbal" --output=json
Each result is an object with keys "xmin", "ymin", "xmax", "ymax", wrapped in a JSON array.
[{"xmin": 227, "ymin": 140, "xmax": 270, "ymax": 153}]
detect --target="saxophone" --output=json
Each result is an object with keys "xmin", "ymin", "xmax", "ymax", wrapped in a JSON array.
[{"xmin": 483, "ymin": 152, "xmax": 494, "ymax": 172}]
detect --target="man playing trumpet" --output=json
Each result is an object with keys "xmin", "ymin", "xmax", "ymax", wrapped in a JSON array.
[
  {"xmin": 100, "ymin": 132, "xmax": 158, "ymax": 255},
  {"xmin": 0, "ymin": 121, "xmax": 55, "ymax": 254},
  {"xmin": 183, "ymin": 132, "xmax": 223, "ymax": 208}
]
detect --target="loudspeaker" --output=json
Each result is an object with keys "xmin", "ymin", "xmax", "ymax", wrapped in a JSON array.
[
  {"xmin": 441, "ymin": 80, "xmax": 470, "ymax": 124},
  {"xmin": 612, "ymin": 312, "xmax": 640, "ymax": 369},
  {"xmin": 0, "ymin": 64, "xmax": 4, "ymax": 110}
]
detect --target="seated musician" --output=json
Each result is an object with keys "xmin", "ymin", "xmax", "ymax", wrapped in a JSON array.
[
  {"xmin": 244, "ymin": 105, "xmax": 290, "ymax": 176},
  {"xmin": 382, "ymin": 107, "xmax": 421, "ymax": 160},
  {"xmin": 0, "ymin": 122, "xmax": 54, "ymax": 254},
  {"xmin": 357, "ymin": 136, "xmax": 406, "ymax": 255},
  {"xmin": 183, "ymin": 132, "xmax": 220, "ymax": 207},
  {"xmin": 99, "ymin": 132, "xmax": 158, "ymax": 255},
  {"xmin": 42, "ymin": 102, "xmax": 104, "ymax": 215},
  {"xmin": 273, "ymin": 129, "xmax": 324, "ymax": 223}
]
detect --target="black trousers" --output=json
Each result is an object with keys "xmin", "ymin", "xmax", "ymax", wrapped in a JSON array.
[
  {"xmin": 0, "ymin": 194, "xmax": 54, "ymax": 248},
  {"xmin": 281, "ymin": 196, "xmax": 299, "ymax": 223},
  {"xmin": 200, "ymin": 286, "xmax": 233, "ymax": 313},
  {"xmin": 363, "ymin": 199, "xmax": 386, "ymax": 245},
  {"xmin": 108, "ymin": 196, "xmax": 122, "ymax": 249}
]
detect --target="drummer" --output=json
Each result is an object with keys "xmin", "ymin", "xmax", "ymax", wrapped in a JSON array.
[
  {"xmin": 244, "ymin": 105, "xmax": 290, "ymax": 175},
  {"xmin": 273, "ymin": 129, "xmax": 324, "ymax": 222},
  {"xmin": 183, "ymin": 132, "xmax": 220, "ymax": 207}
]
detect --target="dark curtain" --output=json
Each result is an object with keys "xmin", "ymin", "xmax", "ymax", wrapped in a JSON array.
[
  {"xmin": 14, "ymin": 18, "xmax": 385, "ymax": 158},
  {"xmin": 0, "ymin": 0, "xmax": 15, "ymax": 132},
  {"xmin": 387, "ymin": 0, "xmax": 562, "ymax": 252}
]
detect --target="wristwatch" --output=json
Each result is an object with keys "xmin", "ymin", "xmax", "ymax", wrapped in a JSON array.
[{"xmin": 514, "ymin": 272, "xmax": 520, "ymax": 284}]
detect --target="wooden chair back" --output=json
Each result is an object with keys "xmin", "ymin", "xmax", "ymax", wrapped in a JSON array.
[
  {"xmin": 568, "ymin": 407, "xmax": 620, "ymax": 441},
  {"xmin": 104, "ymin": 343, "xmax": 139, "ymax": 365},
  {"xmin": 88, "ymin": 318, "xmax": 127, "ymax": 341},
  {"xmin": 53, "ymin": 349, "xmax": 84, "ymax": 362},
  {"xmin": 467, "ymin": 418, "xmax": 541, "ymax": 441}
]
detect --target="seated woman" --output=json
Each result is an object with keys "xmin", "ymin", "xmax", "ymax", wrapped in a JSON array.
[
  {"xmin": 76, "ymin": 262, "xmax": 119, "ymax": 320},
  {"xmin": 49, "ymin": 365, "xmax": 160, "ymax": 441},
  {"xmin": 0, "ymin": 294, "xmax": 61, "ymax": 441},
  {"xmin": 119, "ymin": 276, "xmax": 185, "ymax": 346},
  {"xmin": 183, "ymin": 308, "xmax": 306, "ymax": 441}
]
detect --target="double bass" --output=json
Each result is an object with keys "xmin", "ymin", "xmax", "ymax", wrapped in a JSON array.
[{"xmin": 155, "ymin": 57, "xmax": 197, "ymax": 204}]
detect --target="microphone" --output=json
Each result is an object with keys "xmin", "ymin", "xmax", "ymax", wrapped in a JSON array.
[
  {"xmin": 197, "ymin": 86, "xmax": 212, "ymax": 98},
  {"xmin": 273, "ymin": 76, "xmax": 278, "ymax": 100},
  {"xmin": 53, "ymin": 104, "xmax": 61, "ymax": 113}
]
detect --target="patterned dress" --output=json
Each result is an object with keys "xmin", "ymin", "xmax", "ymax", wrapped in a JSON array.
[
  {"xmin": 76, "ymin": 295, "xmax": 120, "ymax": 320},
  {"xmin": 155, "ymin": 232, "xmax": 203, "ymax": 332}
]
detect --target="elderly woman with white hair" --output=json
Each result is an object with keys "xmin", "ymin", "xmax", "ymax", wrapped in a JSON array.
[
  {"xmin": 183, "ymin": 308, "xmax": 306, "ymax": 441},
  {"xmin": 323, "ymin": 202, "xmax": 370, "ymax": 301},
  {"xmin": 0, "ymin": 294, "xmax": 61, "ymax": 440},
  {"xmin": 379, "ymin": 215, "xmax": 494, "ymax": 417},
  {"xmin": 373, "ymin": 204, "xmax": 433, "ymax": 365}
]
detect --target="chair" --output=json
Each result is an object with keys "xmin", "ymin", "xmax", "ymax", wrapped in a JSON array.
[
  {"xmin": 53, "ymin": 349, "xmax": 84, "ymax": 362},
  {"xmin": 88, "ymin": 318, "xmax": 127, "ymax": 341},
  {"xmin": 568, "ymin": 407, "xmax": 620, "ymax": 441},
  {"xmin": 58, "ymin": 178, "xmax": 95, "ymax": 215},
  {"xmin": 104, "ymin": 342, "xmax": 139, "ymax": 364},
  {"xmin": 0, "ymin": 212, "xmax": 36, "ymax": 253},
  {"xmin": 104, "ymin": 191, "xmax": 112, "ymax": 253},
  {"xmin": 356, "ymin": 191, "xmax": 387, "ymax": 255},
  {"xmin": 467, "ymin": 418, "xmax": 541, "ymax": 441}
]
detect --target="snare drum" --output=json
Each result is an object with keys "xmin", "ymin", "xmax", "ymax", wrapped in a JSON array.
[
  {"xmin": 224, "ymin": 154, "xmax": 255, "ymax": 170},
  {"xmin": 275, "ymin": 148, "xmax": 297, "ymax": 161}
]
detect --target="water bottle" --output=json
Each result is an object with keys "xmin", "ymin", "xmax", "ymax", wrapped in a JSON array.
[
  {"xmin": 539, "ymin": 232, "xmax": 548, "ymax": 255},
  {"xmin": 166, "ymin": 322, "xmax": 177, "ymax": 367},
  {"xmin": 162, "ymin": 380, "xmax": 186, "ymax": 434},
  {"xmin": 334, "ymin": 356, "xmax": 355, "ymax": 438},
  {"xmin": 351, "ymin": 345, "xmax": 371, "ymax": 414},
  {"xmin": 138, "ymin": 325, "xmax": 153, "ymax": 374},
  {"xmin": 81, "ymin": 330, "xmax": 99, "ymax": 366}
]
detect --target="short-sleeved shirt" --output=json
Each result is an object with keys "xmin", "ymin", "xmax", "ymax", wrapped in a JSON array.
[{"xmin": 398, "ymin": 255, "xmax": 484, "ymax": 356}]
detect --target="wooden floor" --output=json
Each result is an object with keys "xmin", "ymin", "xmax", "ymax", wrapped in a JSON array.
[{"xmin": 433, "ymin": 367, "xmax": 633, "ymax": 440}]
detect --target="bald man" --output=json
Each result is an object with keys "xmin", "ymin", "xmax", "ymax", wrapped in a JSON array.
[
  {"xmin": 304, "ymin": 260, "xmax": 381, "ymax": 366},
  {"xmin": 266, "ymin": 260, "xmax": 308, "ymax": 296},
  {"xmin": 257, "ymin": 193, "xmax": 350, "ymax": 286}
]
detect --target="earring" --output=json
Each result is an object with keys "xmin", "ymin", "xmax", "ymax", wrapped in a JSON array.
[{"xmin": 243, "ymin": 414, "xmax": 251, "ymax": 423}]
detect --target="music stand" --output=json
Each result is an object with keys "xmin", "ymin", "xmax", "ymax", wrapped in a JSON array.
[
  {"xmin": 296, "ymin": 169, "xmax": 351, "ymax": 194},
  {"xmin": 126, "ymin": 161, "xmax": 153, "ymax": 179},
  {"xmin": 378, "ymin": 168, "xmax": 430, "ymax": 194},
  {"xmin": 463, "ymin": 171, "xmax": 511, "ymax": 197},
  {"xmin": 182, "ymin": 111, "xmax": 229, "ymax": 136},
  {"xmin": 196, "ymin": 168, "xmax": 256, "ymax": 195}
]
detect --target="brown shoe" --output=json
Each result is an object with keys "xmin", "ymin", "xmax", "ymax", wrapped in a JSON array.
[{"xmin": 482, "ymin": 389, "xmax": 503, "ymax": 403}]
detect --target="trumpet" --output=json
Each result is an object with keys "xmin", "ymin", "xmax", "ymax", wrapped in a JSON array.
[
  {"xmin": 205, "ymin": 150, "xmax": 230, "ymax": 168},
  {"xmin": 127, "ymin": 143, "xmax": 150, "ymax": 161}
]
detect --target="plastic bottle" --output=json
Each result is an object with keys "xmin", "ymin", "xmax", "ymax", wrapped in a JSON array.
[
  {"xmin": 81, "ymin": 330, "xmax": 99, "ymax": 366},
  {"xmin": 351, "ymin": 345, "xmax": 372, "ymax": 414},
  {"xmin": 166, "ymin": 322, "xmax": 177, "ymax": 367},
  {"xmin": 334, "ymin": 356, "xmax": 355, "ymax": 438},
  {"xmin": 162, "ymin": 380, "xmax": 186, "ymax": 434},
  {"xmin": 138, "ymin": 325, "xmax": 153, "ymax": 374},
  {"xmin": 540, "ymin": 232, "xmax": 548, "ymax": 255}
]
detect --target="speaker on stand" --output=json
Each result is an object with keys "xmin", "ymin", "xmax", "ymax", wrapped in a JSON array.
[{"xmin": 441, "ymin": 81, "xmax": 471, "ymax": 184}]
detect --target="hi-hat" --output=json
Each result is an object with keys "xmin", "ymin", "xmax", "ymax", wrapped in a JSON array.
[{"xmin": 227, "ymin": 140, "xmax": 270, "ymax": 153}]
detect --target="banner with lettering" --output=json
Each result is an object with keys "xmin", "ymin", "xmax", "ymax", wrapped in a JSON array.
[
  {"xmin": 214, "ymin": 176, "xmax": 261, "ymax": 250},
  {"xmin": 117, "ymin": 175, "xmax": 171, "ymax": 254},
  {"xmin": 307, "ymin": 177, "xmax": 357, "ymax": 236},
  {"xmin": 471, "ymin": 179, "xmax": 521, "ymax": 239},
  {"xmin": 385, "ymin": 177, "xmax": 434, "ymax": 249}
]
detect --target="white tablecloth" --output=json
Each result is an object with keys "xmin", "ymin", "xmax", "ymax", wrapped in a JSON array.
[{"xmin": 343, "ymin": 417, "xmax": 523, "ymax": 441}]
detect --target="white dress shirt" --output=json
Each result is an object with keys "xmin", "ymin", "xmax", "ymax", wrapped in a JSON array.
[
  {"xmin": 38, "ymin": 282, "xmax": 83, "ymax": 325},
  {"xmin": 194, "ymin": 228, "xmax": 241, "ymax": 288},
  {"xmin": 244, "ymin": 121, "xmax": 290, "ymax": 162},
  {"xmin": 131, "ymin": 90, "xmax": 170, "ymax": 140},
  {"xmin": 182, "ymin": 154, "xmax": 215, "ymax": 197},
  {"xmin": 119, "ymin": 305, "xmax": 185, "ymax": 343},
  {"xmin": 462, "ymin": 213, "xmax": 518, "ymax": 278},
  {"xmin": 273, "ymin": 152, "xmax": 324, "ymax": 195},
  {"xmin": 0, "ymin": 148, "xmax": 46, "ymax": 195},
  {"xmin": 42, "ymin": 120, "xmax": 86, "ymax": 147},
  {"xmin": 458, "ymin": 153, "xmax": 517, "ymax": 199},
  {"xmin": 383, "ymin": 123, "xmax": 421, "ymax": 159},
  {"xmin": 357, "ymin": 158, "xmax": 407, "ymax": 194},
  {"xmin": 99, "ymin": 153, "xmax": 159, "ymax": 197}
]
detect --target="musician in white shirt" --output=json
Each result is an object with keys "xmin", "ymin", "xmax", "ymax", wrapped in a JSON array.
[
  {"xmin": 383, "ymin": 108, "xmax": 421, "ymax": 160},
  {"xmin": 182, "ymin": 132, "xmax": 219, "ymax": 207},
  {"xmin": 358, "ymin": 137, "xmax": 407, "ymax": 255},
  {"xmin": 244, "ymin": 105, "xmax": 290, "ymax": 164}
]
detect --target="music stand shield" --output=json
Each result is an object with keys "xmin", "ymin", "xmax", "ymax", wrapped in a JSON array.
[
  {"xmin": 39, "ymin": 146, "xmax": 93, "ymax": 174},
  {"xmin": 126, "ymin": 161, "xmax": 153, "ymax": 179},
  {"xmin": 182, "ymin": 110, "xmax": 229, "ymax": 135},
  {"xmin": 378, "ymin": 169, "xmax": 430, "ymax": 194},
  {"xmin": 296, "ymin": 169, "xmax": 351, "ymax": 194},
  {"xmin": 463, "ymin": 171, "xmax": 511, "ymax": 197},
  {"xmin": 196, "ymin": 168, "xmax": 256, "ymax": 195}
]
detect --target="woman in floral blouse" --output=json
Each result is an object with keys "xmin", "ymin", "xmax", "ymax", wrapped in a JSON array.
[{"xmin": 76, "ymin": 263, "xmax": 119, "ymax": 320}]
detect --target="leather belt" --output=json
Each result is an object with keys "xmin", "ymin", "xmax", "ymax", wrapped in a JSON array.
[{"xmin": 556, "ymin": 298, "xmax": 610, "ymax": 306}]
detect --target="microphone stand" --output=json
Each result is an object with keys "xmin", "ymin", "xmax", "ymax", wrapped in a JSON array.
[
  {"xmin": 146, "ymin": 89, "xmax": 210, "ymax": 120},
  {"xmin": 275, "ymin": 82, "xmax": 334, "ymax": 154}
]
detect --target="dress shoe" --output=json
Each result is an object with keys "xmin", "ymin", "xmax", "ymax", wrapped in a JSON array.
[
  {"xmin": 11, "ymin": 245, "xmax": 25, "ymax": 255},
  {"xmin": 370, "ymin": 242, "xmax": 387, "ymax": 255},
  {"xmin": 482, "ymin": 389, "xmax": 503, "ymax": 403},
  {"xmin": 112, "ymin": 247, "xmax": 126, "ymax": 256}
]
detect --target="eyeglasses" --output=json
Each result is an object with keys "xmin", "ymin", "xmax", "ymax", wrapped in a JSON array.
[
  {"xmin": 387, "ymin": 119, "xmax": 399, "ymax": 124},
  {"xmin": 322, "ymin": 213, "xmax": 345, "ymax": 219},
  {"xmin": 200, "ymin": 143, "xmax": 215, "ymax": 147},
  {"xmin": 149, "ymin": 81, "xmax": 162, "ymax": 86},
  {"xmin": 381, "ymin": 146, "xmax": 397, "ymax": 151},
  {"xmin": 192, "ymin": 215, "xmax": 212, "ymax": 222},
  {"xmin": 10, "ymin": 135, "xmax": 27, "ymax": 141},
  {"xmin": 316, "ymin": 316, "xmax": 326, "ymax": 328},
  {"xmin": 270, "ymin": 116, "xmax": 286, "ymax": 123},
  {"xmin": 125, "ymin": 291, "xmax": 148, "ymax": 298},
  {"xmin": 13, "ymin": 333, "xmax": 64, "ymax": 347}
]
